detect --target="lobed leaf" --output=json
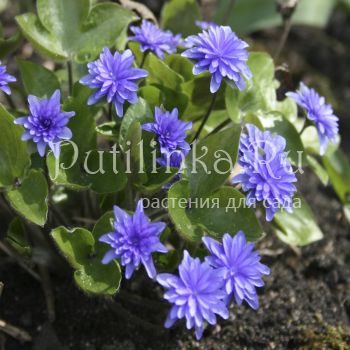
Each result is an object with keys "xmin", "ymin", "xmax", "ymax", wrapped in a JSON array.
[
  {"xmin": 274, "ymin": 195, "xmax": 323, "ymax": 246},
  {"xmin": 168, "ymin": 180, "xmax": 263, "ymax": 242},
  {"xmin": 186, "ymin": 127, "xmax": 241, "ymax": 198},
  {"xmin": 17, "ymin": 59, "xmax": 60, "ymax": 97},
  {"xmin": 16, "ymin": 0, "xmax": 137, "ymax": 62},
  {"xmin": 0, "ymin": 105, "xmax": 31, "ymax": 188}
]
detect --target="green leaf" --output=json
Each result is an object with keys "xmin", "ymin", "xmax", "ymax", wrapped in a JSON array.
[
  {"xmin": 155, "ymin": 250, "xmax": 179, "ymax": 272},
  {"xmin": 92, "ymin": 211, "xmax": 114, "ymax": 242},
  {"xmin": 51, "ymin": 225, "xmax": 122, "ymax": 295},
  {"xmin": 168, "ymin": 181, "xmax": 263, "ymax": 242},
  {"xmin": 181, "ymin": 72, "xmax": 226, "ymax": 122},
  {"xmin": 225, "ymin": 52, "xmax": 277, "ymax": 122},
  {"xmin": 96, "ymin": 121, "xmax": 118, "ymax": 141},
  {"xmin": 342, "ymin": 0, "xmax": 350, "ymax": 11},
  {"xmin": 47, "ymin": 143, "xmax": 89, "ymax": 190},
  {"xmin": 246, "ymin": 52, "xmax": 276, "ymax": 111},
  {"xmin": 64, "ymin": 83, "xmax": 97, "ymax": 153},
  {"xmin": 17, "ymin": 59, "xmax": 60, "ymax": 97},
  {"xmin": 16, "ymin": 0, "xmax": 137, "ymax": 62},
  {"xmin": 161, "ymin": 0, "xmax": 201, "ymax": 36},
  {"xmin": 0, "ymin": 0, "xmax": 8, "ymax": 13},
  {"xmin": 274, "ymin": 195, "xmax": 323, "ymax": 246},
  {"xmin": 186, "ymin": 127, "xmax": 241, "ymax": 197},
  {"xmin": 167, "ymin": 180, "xmax": 205, "ymax": 241},
  {"xmin": 216, "ymin": 0, "xmax": 337, "ymax": 35},
  {"xmin": 47, "ymin": 144, "xmax": 127, "ymax": 193},
  {"xmin": 182, "ymin": 74, "xmax": 217, "ymax": 121},
  {"xmin": 92, "ymin": 210, "xmax": 114, "ymax": 257},
  {"xmin": 323, "ymin": 149, "xmax": 350, "ymax": 217},
  {"xmin": 191, "ymin": 187, "xmax": 263, "ymax": 241},
  {"xmin": 138, "ymin": 86, "xmax": 162, "ymax": 110},
  {"xmin": 269, "ymin": 117, "xmax": 306, "ymax": 166},
  {"xmin": 119, "ymin": 98, "xmax": 153, "ymax": 149},
  {"xmin": 145, "ymin": 53, "xmax": 184, "ymax": 91},
  {"xmin": 275, "ymin": 97, "xmax": 298, "ymax": 123},
  {"xmin": 85, "ymin": 150, "xmax": 127, "ymax": 194},
  {"xmin": 164, "ymin": 55, "xmax": 194, "ymax": 81},
  {"xmin": 6, "ymin": 170, "xmax": 48, "ymax": 226},
  {"xmin": 225, "ymin": 87, "xmax": 240, "ymax": 123},
  {"xmin": 0, "ymin": 105, "xmax": 31, "ymax": 188},
  {"xmin": 124, "ymin": 122, "xmax": 148, "ymax": 186},
  {"xmin": 306, "ymin": 155, "xmax": 329, "ymax": 186},
  {"xmin": 45, "ymin": 84, "xmax": 97, "ymax": 188},
  {"xmin": 51, "ymin": 227, "xmax": 94, "ymax": 269},
  {"xmin": 301, "ymin": 126, "xmax": 320, "ymax": 154},
  {"xmin": 344, "ymin": 204, "xmax": 350, "ymax": 223},
  {"xmin": 74, "ymin": 259, "xmax": 121, "ymax": 295},
  {"xmin": 0, "ymin": 31, "xmax": 22, "ymax": 59},
  {"xmin": 5, "ymin": 217, "xmax": 31, "ymax": 256},
  {"xmin": 136, "ymin": 167, "xmax": 178, "ymax": 194}
]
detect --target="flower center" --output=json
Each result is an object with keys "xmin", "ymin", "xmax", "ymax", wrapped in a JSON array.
[{"xmin": 40, "ymin": 117, "xmax": 52, "ymax": 129}]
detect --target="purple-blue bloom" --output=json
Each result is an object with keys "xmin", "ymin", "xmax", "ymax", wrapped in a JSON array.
[
  {"xmin": 99, "ymin": 199, "xmax": 167, "ymax": 280},
  {"xmin": 0, "ymin": 62, "xmax": 16, "ymax": 95},
  {"xmin": 157, "ymin": 149, "xmax": 188, "ymax": 168},
  {"xmin": 157, "ymin": 250, "xmax": 229, "ymax": 340},
  {"xmin": 80, "ymin": 48, "xmax": 148, "ymax": 117},
  {"xmin": 182, "ymin": 26, "xmax": 252, "ymax": 93},
  {"xmin": 233, "ymin": 124, "xmax": 297, "ymax": 221},
  {"xmin": 14, "ymin": 90, "xmax": 74, "ymax": 158},
  {"xmin": 195, "ymin": 20, "xmax": 218, "ymax": 31},
  {"xmin": 129, "ymin": 20, "xmax": 181, "ymax": 59},
  {"xmin": 286, "ymin": 82, "xmax": 339, "ymax": 155},
  {"xmin": 203, "ymin": 232, "xmax": 270, "ymax": 310},
  {"xmin": 142, "ymin": 107, "xmax": 192, "ymax": 154}
]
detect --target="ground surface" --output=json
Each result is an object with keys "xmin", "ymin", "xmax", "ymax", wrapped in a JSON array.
[{"xmin": 1, "ymin": 4, "xmax": 350, "ymax": 350}]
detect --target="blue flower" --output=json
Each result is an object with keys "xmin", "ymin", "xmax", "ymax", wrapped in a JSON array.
[
  {"xmin": 129, "ymin": 20, "xmax": 181, "ymax": 59},
  {"xmin": 195, "ymin": 20, "xmax": 218, "ymax": 31},
  {"xmin": 99, "ymin": 199, "xmax": 167, "ymax": 280},
  {"xmin": 233, "ymin": 124, "xmax": 297, "ymax": 221},
  {"xmin": 182, "ymin": 26, "xmax": 252, "ymax": 93},
  {"xmin": 157, "ymin": 251, "xmax": 229, "ymax": 340},
  {"xmin": 286, "ymin": 82, "xmax": 339, "ymax": 155},
  {"xmin": 0, "ymin": 62, "xmax": 16, "ymax": 95},
  {"xmin": 203, "ymin": 232, "xmax": 270, "ymax": 310},
  {"xmin": 14, "ymin": 90, "xmax": 75, "ymax": 158},
  {"xmin": 142, "ymin": 107, "xmax": 192, "ymax": 154},
  {"xmin": 80, "ymin": 48, "xmax": 148, "ymax": 117},
  {"xmin": 157, "ymin": 149, "xmax": 188, "ymax": 168}
]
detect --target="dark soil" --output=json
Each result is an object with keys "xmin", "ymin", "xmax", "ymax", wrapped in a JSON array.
[
  {"xmin": 1, "ymin": 4, "xmax": 350, "ymax": 350},
  {"xmin": 2, "ymin": 168, "xmax": 350, "ymax": 350}
]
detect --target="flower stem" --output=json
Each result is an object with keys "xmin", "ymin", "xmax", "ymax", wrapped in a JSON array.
[
  {"xmin": 192, "ymin": 92, "xmax": 217, "ymax": 142},
  {"xmin": 206, "ymin": 118, "xmax": 231, "ymax": 138},
  {"xmin": 108, "ymin": 103, "xmax": 112, "ymax": 121},
  {"xmin": 67, "ymin": 61, "xmax": 73, "ymax": 96},
  {"xmin": 274, "ymin": 17, "xmax": 292, "ymax": 61},
  {"xmin": 140, "ymin": 51, "xmax": 148, "ymax": 69},
  {"xmin": 4, "ymin": 94, "xmax": 16, "ymax": 110}
]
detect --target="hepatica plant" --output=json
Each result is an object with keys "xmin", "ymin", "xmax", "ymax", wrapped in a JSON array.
[{"xmin": 0, "ymin": 0, "xmax": 348, "ymax": 341}]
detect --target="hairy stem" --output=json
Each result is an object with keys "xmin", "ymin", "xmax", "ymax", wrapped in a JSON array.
[
  {"xmin": 4, "ymin": 93, "xmax": 16, "ymax": 110},
  {"xmin": 0, "ymin": 241, "xmax": 40, "ymax": 281},
  {"xmin": 192, "ymin": 92, "xmax": 218, "ymax": 142},
  {"xmin": 67, "ymin": 61, "xmax": 73, "ymax": 96},
  {"xmin": 206, "ymin": 118, "xmax": 231, "ymax": 138},
  {"xmin": 274, "ymin": 17, "xmax": 292, "ymax": 61},
  {"xmin": 140, "ymin": 51, "xmax": 148, "ymax": 69}
]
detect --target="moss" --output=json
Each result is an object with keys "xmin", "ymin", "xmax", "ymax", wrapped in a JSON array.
[{"xmin": 298, "ymin": 314, "xmax": 350, "ymax": 350}]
